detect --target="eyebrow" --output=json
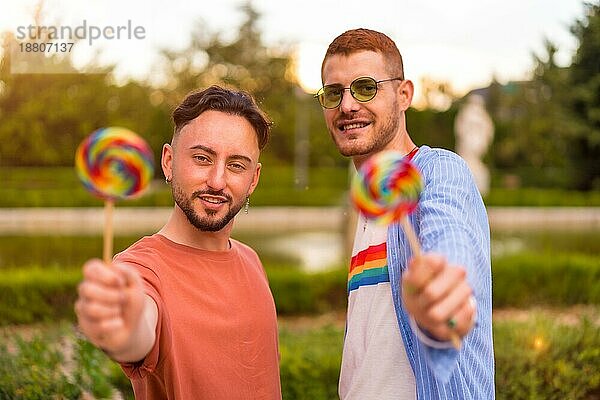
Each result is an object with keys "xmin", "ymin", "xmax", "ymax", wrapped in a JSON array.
[{"xmin": 189, "ymin": 144, "xmax": 253, "ymax": 164}]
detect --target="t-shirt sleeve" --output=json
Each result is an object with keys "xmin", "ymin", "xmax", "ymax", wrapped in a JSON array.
[{"xmin": 112, "ymin": 257, "xmax": 168, "ymax": 379}]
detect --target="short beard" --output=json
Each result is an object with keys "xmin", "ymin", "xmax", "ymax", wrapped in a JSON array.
[
  {"xmin": 333, "ymin": 99, "xmax": 401, "ymax": 157},
  {"xmin": 172, "ymin": 184, "xmax": 245, "ymax": 232}
]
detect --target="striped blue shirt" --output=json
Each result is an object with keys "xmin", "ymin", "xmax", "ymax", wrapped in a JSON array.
[{"xmin": 387, "ymin": 146, "xmax": 495, "ymax": 399}]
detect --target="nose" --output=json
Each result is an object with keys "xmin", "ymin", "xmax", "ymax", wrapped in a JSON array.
[
  {"xmin": 339, "ymin": 88, "xmax": 361, "ymax": 114},
  {"xmin": 206, "ymin": 164, "xmax": 226, "ymax": 191}
]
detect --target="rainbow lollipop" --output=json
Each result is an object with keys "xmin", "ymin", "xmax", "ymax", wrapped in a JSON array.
[
  {"xmin": 75, "ymin": 127, "xmax": 154, "ymax": 262},
  {"xmin": 351, "ymin": 150, "xmax": 423, "ymax": 226}
]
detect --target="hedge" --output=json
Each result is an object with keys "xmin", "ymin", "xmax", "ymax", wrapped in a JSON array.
[
  {"xmin": 0, "ymin": 251, "xmax": 599, "ymax": 325},
  {"xmin": 492, "ymin": 252, "xmax": 600, "ymax": 307},
  {"xmin": 2, "ymin": 167, "xmax": 600, "ymax": 208}
]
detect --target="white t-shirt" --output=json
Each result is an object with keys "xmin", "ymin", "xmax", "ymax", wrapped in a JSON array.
[{"xmin": 339, "ymin": 214, "xmax": 416, "ymax": 400}]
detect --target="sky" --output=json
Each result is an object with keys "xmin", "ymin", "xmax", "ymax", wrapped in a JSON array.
[{"xmin": 0, "ymin": 0, "xmax": 589, "ymax": 105}]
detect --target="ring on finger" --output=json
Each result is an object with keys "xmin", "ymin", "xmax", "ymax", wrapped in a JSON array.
[{"xmin": 447, "ymin": 317, "xmax": 457, "ymax": 329}]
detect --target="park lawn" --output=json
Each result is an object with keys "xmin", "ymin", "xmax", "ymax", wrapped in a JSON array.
[{"xmin": 0, "ymin": 306, "xmax": 598, "ymax": 400}]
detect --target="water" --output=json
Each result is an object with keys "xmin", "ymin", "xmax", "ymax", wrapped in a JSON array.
[{"xmin": 1, "ymin": 229, "xmax": 598, "ymax": 272}]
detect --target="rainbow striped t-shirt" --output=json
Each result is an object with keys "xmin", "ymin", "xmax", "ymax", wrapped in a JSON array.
[{"xmin": 339, "ymin": 214, "xmax": 416, "ymax": 399}]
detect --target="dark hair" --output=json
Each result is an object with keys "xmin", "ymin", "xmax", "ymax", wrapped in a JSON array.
[
  {"xmin": 172, "ymin": 85, "xmax": 271, "ymax": 150},
  {"xmin": 322, "ymin": 28, "xmax": 404, "ymax": 80}
]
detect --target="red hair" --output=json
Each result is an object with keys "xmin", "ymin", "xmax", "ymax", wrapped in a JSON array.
[{"xmin": 322, "ymin": 28, "xmax": 404, "ymax": 79}]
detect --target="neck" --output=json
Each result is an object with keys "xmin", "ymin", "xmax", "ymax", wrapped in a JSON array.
[{"xmin": 158, "ymin": 205, "xmax": 233, "ymax": 251}]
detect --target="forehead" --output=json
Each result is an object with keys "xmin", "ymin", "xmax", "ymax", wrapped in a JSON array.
[
  {"xmin": 322, "ymin": 51, "xmax": 388, "ymax": 85},
  {"xmin": 177, "ymin": 110, "xmax": 259, "ymax": 158}
]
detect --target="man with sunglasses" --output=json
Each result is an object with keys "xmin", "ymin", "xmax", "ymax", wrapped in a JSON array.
[{"xmin": 316, "ymin": 29, "xmax": 494, "ymax": 399}]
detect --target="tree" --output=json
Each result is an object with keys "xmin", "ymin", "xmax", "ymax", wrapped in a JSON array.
[
  {"xmin": 567, "ymin": 2, "xmax": 600, "ymax": 189},
  {"xmin": 152, "ymin": 1, "xmax": 340, "ymax": 167},
  {"xmin": 0, "ymin": 26, "xmax": 169, "ymax": 167}
]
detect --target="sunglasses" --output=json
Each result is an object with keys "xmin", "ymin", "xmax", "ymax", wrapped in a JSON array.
[{"xmin": 314, "ymin": 76, "xmax": 403, "ymax": 109}]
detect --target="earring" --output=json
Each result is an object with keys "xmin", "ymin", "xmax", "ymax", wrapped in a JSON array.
[
  {"xmin": 244, "ymin": 197, "xmax": 250, "ymax": 214},
  {"xmin": 165, "ymin": 176, "xmax": 172, "ymax": 185}
]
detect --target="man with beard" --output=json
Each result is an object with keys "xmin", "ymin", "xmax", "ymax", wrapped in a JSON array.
[
  {"xmin": 75, "ymin": 86, "xmax": 281, "ymax": 399},
  {"xmin": 315, "ymin": 29, "xmax": 494, "ymax": 399}
]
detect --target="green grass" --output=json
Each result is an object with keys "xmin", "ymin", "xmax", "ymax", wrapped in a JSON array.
[{"xmin": 0, "ymin": 310, "xmax": 598, "ymax": 399}]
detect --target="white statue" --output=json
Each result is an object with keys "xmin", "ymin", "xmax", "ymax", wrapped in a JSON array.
[{"xmin": 454, "ymin": 94, "xmax": 494, "ymax": 196}]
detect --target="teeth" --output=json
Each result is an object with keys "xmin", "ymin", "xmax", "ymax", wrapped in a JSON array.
[
  {"xmin": 202, "ymin": 197, "xmax": 224, "ymax": 204},
  {"xmin": 343, "ymin": 123, "xmax": 367, "ymax": 131}
]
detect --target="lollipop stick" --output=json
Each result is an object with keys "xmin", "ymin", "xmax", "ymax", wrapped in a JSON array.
[
  {"xmin": 400, "ymin": 217, "xmax": 421, "ymax": 257},
  {"xmin": 103, "ymin": 199, "xmax": 114, "ymax": 264},
  {"xmin": 400, "ymin": 216, "xmax": 461, "ymax": 350}
]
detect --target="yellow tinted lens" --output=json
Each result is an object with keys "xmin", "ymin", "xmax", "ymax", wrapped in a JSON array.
[
  {"xmin": 351, "ymin": 78, "xmax": 378, "ymax": 101},
  {"xmin": 320, "ymin": 86, "xmax": 343, "ymax": 108}
]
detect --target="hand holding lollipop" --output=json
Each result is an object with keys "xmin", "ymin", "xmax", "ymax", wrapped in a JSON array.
[
  {"xmin": 351, "ymin": 150, "xmax": 463, "ymax": 349},
  {"xmin": 75, "ymin": 127, "xmax": 154, "ymax": 263}
]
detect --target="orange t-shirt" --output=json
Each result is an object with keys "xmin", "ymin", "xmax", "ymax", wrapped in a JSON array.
[{"xmin": 114, "ymin": 234, "xmax": 281, "ymax": 399}]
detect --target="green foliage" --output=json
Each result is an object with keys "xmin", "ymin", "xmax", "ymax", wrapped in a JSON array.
[
  {"xmin": 149, "ymin": 3, "xmax": 346, "ymax": 168},
  {"xmin": 72, "ymin": 337, "xmax": 130, "ymax": 399},
  {"xmin": 0, "ymin": 165, "xmax": 351, "ymax": 207},
  {"xmin": 567, "ymin": 2, "xmax": 600, "ymax": 190},
  {"xmin": 0, "ymin": 1, "xmax": 598, "ymax": 190},
  {"xmin": 0, "ymin": 235, "xmax": 140, "ymax": 270},
  {"xmin": 0, "ymin": 326, "xmax": 132, "ymax": 399},
  {"xmin": 485, "ymin": 187, "xmax": 600, "ymax": 206},
  {"xmin": 486, "ymin": 4, "xmax": 600, "ymax": 190},
  {"xmin": 0, "ymin": 268, "xmax": 80, "ymax": 325},
  {"xmin": 407, "ymin": 106, "xmax": 457, "ymax": 151},
  {"xmin": 494, "ymin": 314, "xmax": 600, "ymax": 400},
  {"xmin": 0, "ymin": 37, "xmax": 170, "ymax": 168},
  {"xmin": 492, "ymin": 252, "xmax": 600, "ymax": 308},
  {"xmin": 1, "ymin": 314, "xmax": 598, "ymax": 399},
  {"xmin": 5, "ymin": 166, "xmax": 600, "ymax": 207},
  {"xmin": 279, "ymin": 325, "xmax": 342, "ymax": 399},
  {"xmin": 0, "ymin": 334, "xmax": 80, "ymax": 399},
  {"xmin": 1, "ymin": 248, "xmax": 598, "ymax": 325},
  {"xmin": 267, "ymin": 268, "xmax": 347, "ymax": 315},
  {"xmin": 492, "ymin": 229, "xmax": 600, "ymax": 255}
]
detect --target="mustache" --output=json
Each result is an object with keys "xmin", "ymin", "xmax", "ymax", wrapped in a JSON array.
[
  {"xmin": 192, "ymin": 189, "xmax": 232, "ymax": 203},
  {"xmin": 336, "ymin": 111, "xmax": 371, "ymax": 123}
]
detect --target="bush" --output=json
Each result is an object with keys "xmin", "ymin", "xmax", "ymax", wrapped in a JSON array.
[
  {"xmin": 267, "ymin": 268, "xmax": 347, "ymax": 315},
  {"xmin": 0, "ymin": 325, "xmax": 132, "ymax": 400},
  {"xmin": 494, "ymin": 314, "xmax": 600, "ymax": 399},
  {"xmin": 492, "ymin": 252, "xmax": 600, "ymax": 307},
  {"xmin": 1, "ymin": 314, "xmax": 598, "ymax": 399},
  {"xmin": 485, "ymin": 187, "xmax": 600, "ymax": 207},
  {"xmin": 0, "ymin": 266, "xmax": 348, "ymax": 325},
  {"xmin": 1, "ymin": 251, "xmax": 599, "ymax": 325},
  {"xmin": 0, "ymin": 268, "xmax": 80, "ymax": 325},
  {"xmin": 279, "ymin": 325, "xmax": 342, "ymax": 399},
  {"xmin": 0, "ymin": 334, "xmax": 81, "ymax": 399},
  {"xmin": 0, "ymin": 166, "xmax": 350, "ymax": 207}
]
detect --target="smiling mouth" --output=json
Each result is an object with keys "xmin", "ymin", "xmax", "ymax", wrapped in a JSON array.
[
  {"xmin": 197, "ymin": 195, "xmax": 229, "ymax": 205},
  {"xmin": 339, "ymin": 122, "xmax": 370, "ymax": 131}
]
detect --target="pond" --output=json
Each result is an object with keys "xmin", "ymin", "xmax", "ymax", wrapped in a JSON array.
[{"xmin": 0, "ymin": 229, "xmax": 598, "ymax": 272}]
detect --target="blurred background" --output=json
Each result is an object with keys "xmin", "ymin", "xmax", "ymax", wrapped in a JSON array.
[{"xmin": 0, "ymin": 0, "xmax": 598, "ymax": 399}]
